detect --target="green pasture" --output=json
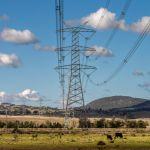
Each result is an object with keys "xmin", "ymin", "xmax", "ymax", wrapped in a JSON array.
[{"xmin": 0, "ymin": 133, "xmax": 150, "ymax": 150}]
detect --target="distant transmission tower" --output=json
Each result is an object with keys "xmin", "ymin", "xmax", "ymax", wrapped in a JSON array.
[{"xmin": 55, "ymin": 0, "xmax": 96, "ymax": 127}]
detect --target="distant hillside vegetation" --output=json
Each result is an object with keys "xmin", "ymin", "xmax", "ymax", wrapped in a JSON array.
[
  {"xmin": 131, "ymin": 100, "xmax": 150, "ymax": 109},
  {"xmin": 86, "ymin": 96, "xmax": 148, "ymax": 110}
]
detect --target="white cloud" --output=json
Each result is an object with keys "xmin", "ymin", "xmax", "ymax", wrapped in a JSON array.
[
  {"xmin": 0, "ymin": 89, "xmax": 44, "ymax": 104},
  {"xmin": 0, "ymin": 91, "xmax": 6, "ymax": 104},
  {"xmin": 85, "ymin": 45, "xmax": 113, "ymax": 57},
  {"xmin": 130, "ymin": 16, "xmax": 150, "ymax": 33},
  {"xmin": 0, "ymin": 53, "xmax": 21, "ymax": 68},
  {"xmin": 66, "ymin": 8, "xmax": 150, "ymax": 36},
  {"xmin": 81, "ymin": 8, "xmax": 127, "ymax": 30},
  {"xmin": 0, "ymin": 28, "xmax": 38, "ymax": 44},
  {"xmin": 0, "ymin": 14, "xmax": 9, "ymax": 21},
  {"xmin": 0, "ymin": 91, "xmax": 6, "ymax": 96},
  {"xmin": 17, "ymin": 89, "xmax": 42, "ymax": 101},
  {"xmin": 0, "ymin": 91, "xmax": 6, "ymax": 100},
  {"xmin": 0, "ymin": 91, "xmax": 13, "ymax": 104},
  {"xmin": 133, "ymin": 70, "xmax": 144, "ymax": 76},
  {"xmin": 34, "ymin": 44, "xmax": 56, "ymax": 52}
]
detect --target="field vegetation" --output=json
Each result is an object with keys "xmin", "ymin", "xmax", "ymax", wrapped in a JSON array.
[
  {"xmin": 0, "ymin": 133, "xmax": 150, "ymax": 150},
  {"xmin": 0, "ymin": 115, "xmax": 149, "ymax": 149}
]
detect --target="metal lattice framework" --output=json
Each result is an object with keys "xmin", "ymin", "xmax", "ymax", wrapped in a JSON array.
[
  {"xmin": 55, "ymin": 0, "xmax": 96, "ymax": 127},
  {"xmin": 62, "ymin": 27, "xmax": 96, "ymax": 126},
  {"xmin": 55, "ymin": 0, "xmax": 65, "ymax": 109},
  {"xmin": 66, "ymin": 29, "xmax": 84, "ymax": 116}
]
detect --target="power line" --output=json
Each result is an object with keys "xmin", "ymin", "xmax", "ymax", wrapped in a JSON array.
[
  {"xmin": 86, "ymin": 0, "xmax": 111, "ymax": 40},
  {"xmin": 104, "ymin": 0, "xmax": 132, "ymax": 49},
  {"xmin": 91, "ymin": 21, "xmax": 150, "ymax": 87},
  {"xmin": 94, "ymin": 0, "xmax": 132, "ymax": 61}
]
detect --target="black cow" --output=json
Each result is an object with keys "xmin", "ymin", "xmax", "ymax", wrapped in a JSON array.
[
  {"xmin": 115, "ymin": 132, "xmax": 123, "ymax": 139},
  {"xmin": 106, "ymin": 134, "xmax": 113, "ymax": 141},
  {"xmin": 97, "ymin": 141, "xmax": 106, "ymax": 146}
]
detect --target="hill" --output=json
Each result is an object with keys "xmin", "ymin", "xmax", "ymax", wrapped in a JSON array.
[
  {"xmin": 86, "ymin": 96, "xmax": 148, "ymax": 110},
  {"xmin": 0, "ymin": 96, "xmax": 149, "ymax": 118}
]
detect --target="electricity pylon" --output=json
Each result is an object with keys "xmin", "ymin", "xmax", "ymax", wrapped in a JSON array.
[
  {"xmin": 55, "ymin": 0, "xmax": 96, "ymax": 127},
  {"xmin": 62, "ymin": 27, "xmax": 96, "ymax": 127}
]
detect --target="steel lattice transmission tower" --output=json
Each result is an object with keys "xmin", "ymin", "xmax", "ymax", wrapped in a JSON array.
[
  {"xmin": 55, "ymin": 0, "xmax": 96, "ymax": 126},
  {"xmin": 67, "ymin": 29, "xmax": 84, "ymax": 111},
  {"xmin": 64, "ymin": 27, "xmax": 95, "ymax": 115}
]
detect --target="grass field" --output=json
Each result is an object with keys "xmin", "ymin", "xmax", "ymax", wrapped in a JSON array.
[
  {"xmin": 0, "ymin": 115, "xmax": 150, "ymax": 128},
  {"xmin": 0, "ymin": 133, "xmax": 150, "ymax": 150},
  {"xmin": 0, "ymin": 116, "xmax": 150, "ymax": 149}
]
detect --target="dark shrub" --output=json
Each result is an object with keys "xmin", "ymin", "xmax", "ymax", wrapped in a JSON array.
[
  {"xmin": 96, "ymin": 118, "xmax": 106, "ymax": 128},
  {"xmin": 79, "ymin": 118, "xmax": 91, "ymax": 128},
  {"xmin": 109, "ymin": 120, "xmax": 124, "ymax": 128},
  {"xmin": 126, "ymin": 120, "xmax": 138, "ymax": 128},
  {"xmin": 137, "ymin": 120, "xmax": 148, "ymax": 128}
]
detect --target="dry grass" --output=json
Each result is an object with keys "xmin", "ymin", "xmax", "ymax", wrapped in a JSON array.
[{"xmin": 0, "ymin": 115, "xmax": 150, "ymax": 128}]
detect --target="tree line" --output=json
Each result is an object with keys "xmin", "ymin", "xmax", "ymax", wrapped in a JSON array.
[
  {"xmin": 0, "ymin": 118, "xmax": 148, "ymax": 129},
  {"xmin": 0, "ymin": 121, "xmax": 63, "ymax": 128},
  {"xmin": 79, "ymin": 118, "xmax": 149, "ymax": 128}
]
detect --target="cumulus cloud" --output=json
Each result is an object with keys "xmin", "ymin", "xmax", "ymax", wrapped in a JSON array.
[
  {"xmin": 85, "ymin": 45, "xmax": 113, "ymax": 57},
  {"xmin": 0, "ymin": 53, "xmax": 21, "ymax": 68},
  {"xmin": 0, "ymin": 91, "xmax": 14, "ymax": 104},
  {"xmin": 0, "ymin": 91, "xmax": 7, "ymax": 102},
  {"xmin": 34, "ymin": 44, "xmax": 56, "ymax": 52},
  {"xmin": 81, "ymin": 8, "xmax": 127, "ymax": 30},
  {"xmin": 17, "ymin": 89, "xmax": 42, "ymax": 101},
  {"xmin": 0, "ymin": 14, "xmax": 9, "ymax": 21},
  {"xmin": 133, "ymin": 70, "xmax": 144, "ymax": 77},
  {"xmin": 0, "ymin": 28, "xmax": 38, "ymax": 44},
  {"xmin": 130, "ymin": 16, "xmax": 150, "ymax": 33},
  {"xmin": 0, "ymin": 89, "xmax": 44, "ymax": 104},
  {"xmin": 80, "ymin": 7, "xmax": 149, "ymax": 34}
]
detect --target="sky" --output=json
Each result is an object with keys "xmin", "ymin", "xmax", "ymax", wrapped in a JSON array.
[{"xmin": 0, "ymin": 0, "xmax": 150, "ymax": 108}]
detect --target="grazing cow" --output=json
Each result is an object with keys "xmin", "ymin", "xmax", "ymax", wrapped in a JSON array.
[
  {"xmin": 97, "ymin": 141, "xmax": 106, "ymax": 146},
  {"xmin": 106, "ymin": 134, "xmax": 113, "ymax": 141},
  {"xmin": 115, "ymin": 132, "xmax": 123, "ymax": 139}
]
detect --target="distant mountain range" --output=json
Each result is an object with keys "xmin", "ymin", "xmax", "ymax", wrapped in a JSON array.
[{"xmin": 86, "ymin": 96, "xmax": 148, "ymax": 110}]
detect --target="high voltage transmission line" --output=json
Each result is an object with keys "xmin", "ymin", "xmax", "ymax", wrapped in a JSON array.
[
  {"xmin": 83, "ymin": 0, "xmax": 132, "ymax": 88},
  {"xmin": 89, "ymin": 20, "xmax": 150, "ymax": 87},
  {"xmin": 94, "ymin": 0, "xmax": 132, "ymax": 60},
  {"xmin": 79, "ymin": 0, "xmax": 112, "ymax": 93},
  {"xmin": 86, "ymin": 0, "xmax": 111, "ymax": 40},
  {"xmin": 103, "ymin": 0, "xmax": 132, "ymax": 50},
  {"xmin": 54, "ymin": 0, "xmax": 149, "ymax": 127}
]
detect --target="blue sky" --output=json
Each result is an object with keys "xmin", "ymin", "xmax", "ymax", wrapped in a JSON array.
[{"xmin": 0, "ymin": 0, "xmax": 150, "ymax": 107}]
